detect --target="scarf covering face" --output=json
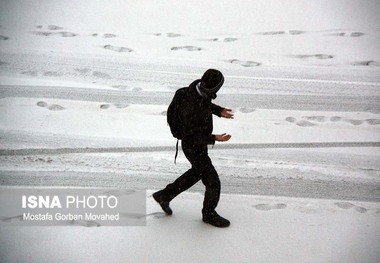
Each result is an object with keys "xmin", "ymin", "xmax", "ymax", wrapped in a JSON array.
[
  {"xmin": 199, "ymin": 69, "xmax": 224, "ymax": 99},
  {"xmin": 196, "ymin": 82, "xmax": 208, "ymax": 98}
]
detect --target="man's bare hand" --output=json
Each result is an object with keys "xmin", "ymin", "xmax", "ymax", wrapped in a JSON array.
[
  {"xmin": 221, "ymin": 108, "xmax": 234, "ymax": 119},
  {"xmin": 215, "ymin": 133, "xmax": 232, "ymax": 142}
]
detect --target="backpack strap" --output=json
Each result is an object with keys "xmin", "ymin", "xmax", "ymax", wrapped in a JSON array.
[{"xmin": 174, "ymin": 139, "xmax": 179, "ymax": 164}]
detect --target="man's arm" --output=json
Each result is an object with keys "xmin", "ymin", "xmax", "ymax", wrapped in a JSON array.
[
  {"xmin": 211, "ymin": 104, "xmax": 234, "ymax": 119},
  {"xmin": 182, "ymin": 104, "xmax": 234, "ymax": 144},
  {"xmin": 183, "ymin": 126, "xmax": 216, "ymax": 145},
  {"xmin": 211, "ymin": 103, "xmax": 224, "ymax": 117},
  {"xmin": 183, "ymin": 130, "xmax": 231, "ymax": 144}
]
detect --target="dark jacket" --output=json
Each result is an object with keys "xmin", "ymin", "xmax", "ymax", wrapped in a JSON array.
[{"xmin": 180, "ymin": 80, "xmax": 224, "ymax": 145}]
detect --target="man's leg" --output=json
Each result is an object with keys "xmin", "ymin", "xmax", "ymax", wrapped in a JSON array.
[
  {"xmin": 179, "ymin": 144, "xmax": 223, "ymax": 216},
  {"xmin": 154, "ymin": 142, "xmax": 230, "ymax": 226},
  {"xmin": 160, "ymin": 168, "xmax": 201, "ymax": 201},
  {"xmin": 153, "ymin": 141, "xmax": 202, "ymax": 214},
  {"xmin": 160, "ymin": 146, "xmax": 220, "ymax": 206},
  {"xmin": 189, "ymin": 146, "xmax": 229, "ymax": 228},
  {"xmin": 199, "ymin": 158, "xmax": 221, "ymax": 214}
]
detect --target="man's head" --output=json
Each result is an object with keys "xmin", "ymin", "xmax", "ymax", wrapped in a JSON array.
[{"xmin": 200, "ymin": 69, "xmax": 224, "ymax": 99}]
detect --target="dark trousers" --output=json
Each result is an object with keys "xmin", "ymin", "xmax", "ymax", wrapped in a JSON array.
[{"xmin": 161, "ymin": 140, "xmax": 221, "ymax": 215}]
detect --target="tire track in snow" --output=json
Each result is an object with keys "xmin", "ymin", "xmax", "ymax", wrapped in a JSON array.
[
  {"xmin": 1, "ymin": 141, "xmax": 379, "ymax": 156},
  {"xmin": 1, "ymin": 171, "xmax": 379, "ymax": 202},
  {"xmin": 1, "ymin": 85, "xmax": 380, "ymax": 112}
]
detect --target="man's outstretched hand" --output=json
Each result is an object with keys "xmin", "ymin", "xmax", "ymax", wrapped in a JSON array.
[
  {"xmin": 216, "ymin": 108, "xmax": 233, "ymax": 142},
  {"xmin": 221, "ymin": 108, "xmax": 234, "ymax": 119},
  {"xmin": 215, "ymin": 133, "xmax": 232, "ymax": 142}
]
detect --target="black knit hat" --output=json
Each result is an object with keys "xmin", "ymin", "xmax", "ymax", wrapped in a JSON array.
[{"xmin": 200, "ymin": 69, "xmax": 224, "ymax": 99}]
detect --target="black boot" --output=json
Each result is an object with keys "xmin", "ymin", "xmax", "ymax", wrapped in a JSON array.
[
  {"xmin": 153, "ymin": 190, "xmax": 172, "ymax": 215},
  {"xmin": 202, "ymin": 211, "xmax": 230, "ymax": 228}
]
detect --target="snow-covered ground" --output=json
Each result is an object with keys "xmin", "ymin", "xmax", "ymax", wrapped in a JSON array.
[
  {"xmin": 1, "ymin": 191, "xmax": 379, "ymax": 263},
  {"xmin": 0, "ymin": 0, "xmax": 380, "ymax": 262}
]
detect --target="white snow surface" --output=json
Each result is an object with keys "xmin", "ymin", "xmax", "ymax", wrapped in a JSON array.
[
  {"xmin": 0, "ymin": 0, "xmax": 380, "ymax": 262},
  {"xmin": 1, "ymin": 191, "xmax": 379, "ymax": 263}
]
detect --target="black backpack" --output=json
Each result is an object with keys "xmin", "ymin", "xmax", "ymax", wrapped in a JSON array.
[
  {"xmin": 167, "ymin": 87, "xmax": 187, "ymax": 139},
  {"xmin": 167, "ymin": 87, "xmax": 187, "ymax": 163}
]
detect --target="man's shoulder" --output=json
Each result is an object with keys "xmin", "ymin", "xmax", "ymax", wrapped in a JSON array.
[
  {"xmin": 176, "ymin": 85, "xmax": 197, "ymax": 97},
  {"xmin": 176, "ymin": 86, "xmax": 188, "ymax": 94},
  {"xmin": 173, "ymin": 80, "xmax": 201, "ymax": 103},
  {"xmin": 173, "ymin": 87, "xmax": 190, "ymax": 102}
]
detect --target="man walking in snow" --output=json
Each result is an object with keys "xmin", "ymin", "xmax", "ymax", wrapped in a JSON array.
[{"xmin": 153, "ymin": 69, "xmax": 234, "ymax": 228}]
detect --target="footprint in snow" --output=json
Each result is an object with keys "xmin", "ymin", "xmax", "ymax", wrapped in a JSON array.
[
  {"xmin": 289, "ymin": 116, "xmax": 380, "ymax": 126},
  {"xmin": 334, "ymin": 202, "xmax": 367, "ymax": 213},
  {"xmin": 288, "ymin": 30, "xmax": 306, "ymax": 35},
  {"xmin": 285, "ymin": 117, "xmax": 297, "ymax": 123},
  {"xmin": 313, "ymin": 54, "xmax": 334, "ymax": 59},
  {"xmin": 286, "ymin": 117, "xmax": 316, "ymax": 126},
  {"xmin": 257, "ymin": 31, "xmax": 286, "ymax": 35},
  {"xmin": 37, "ymin": 101, "xmax": 65, "ymax": 111},
  {"xmin": 286, "ymin": 116, "xmax": 329, "ymax": 127},
  {"xmin": 200, "ymin": 37, "xmax": 238, "ymax": 42},
  {"xmin": 253, "ymin": 203, "xmax": 287, "ymax": 211},
  {"xmin": 224, "ymin": 37, "xmax": 238, "ymax": 42},
  {"xmin": 199, "ymin": 37, "xmax": 219, "ymax": 42},
  {"xmin": 35, "ymin": 25, "xmax": 64, "ymax": 30},
  {"xmin": 167, "ymin": 33, "xmax": 183, "ymax": 37},
  {"xmin": 326, "ymin": 32, "xmax": 365, "ymax": 37},
  {"xmin": 351, "ymin": 60, "xmax": 380, "ymax": 67},
  {"xmin": 230, "ymin": 59, "xmax": 261, "ymax": 67},
  {"xmin": 253, "ymin": 30, "xmax": 306, "ymax": 36},
  {"xmin": 47, "ymin": 25, "xmax": 64, "ymax": 30},
  {"xmin": 32, "ymin": 31, "xmax": 51, "ymax": 36},
  {"xmin": 103, "ymin": 33, "xmax": 117, "ymax": 38},
  {"xmin": 92, "ymin": 71, "xmax": 111, "ymax": 79},
  {"xmin": 58, "ymin": 32, "xmax": 77, "ymax": 37},
  {"xmin": 303, "ymin": 116, "xmax": 326, "ymax": 122},
  {"xmin": 37, "ymin": 101, "xmax": 48, "ymax": 107},
  {"xmin": 104, "ymin": 45, "xmax": 133, "ymax": 53},
  {"xmin": 48, "ymin": 104, "xmax": 65, "ymax": 111},
  {"xmin": 366, "ymin": 119, "xmax": 380, "ymax": 125},
  {"xmin": 292, "ymin": 54, "xmax": 334, "ymax": 60},
  {"xmin": 75, "ymin": 68, "xmax": 112, "ymax": 79},
  {"xmin": 145, "ymin": 212, "xmax": 166, "ymax": 219},
  {"xmin": 296, "ymin": 120, "xmax": 316, "ymax": 127},
  {"xmin": 350, "ymin": 32, "xmax": 365, "ymax": 37},
  {"xmin": 330, "ymin": 116, "xmax": 342, "ymax": 122},
  {"xmin": 32, "ymin": 31, "xmax": 77, "ymax": 37},
  {"xmin": 171, "ymin": 46, "xmax": 202, "ymax": 51},
  {"xmin": 100, "ymin": 102, "xmax": 131, "ymax": 109},
  {"xmin": 99, "ymin": 104, "xmax": 111, "ymax": 109},
  {"xmin": 344, "ymin": 119, "xmax": 364, "ymax": 126}
]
